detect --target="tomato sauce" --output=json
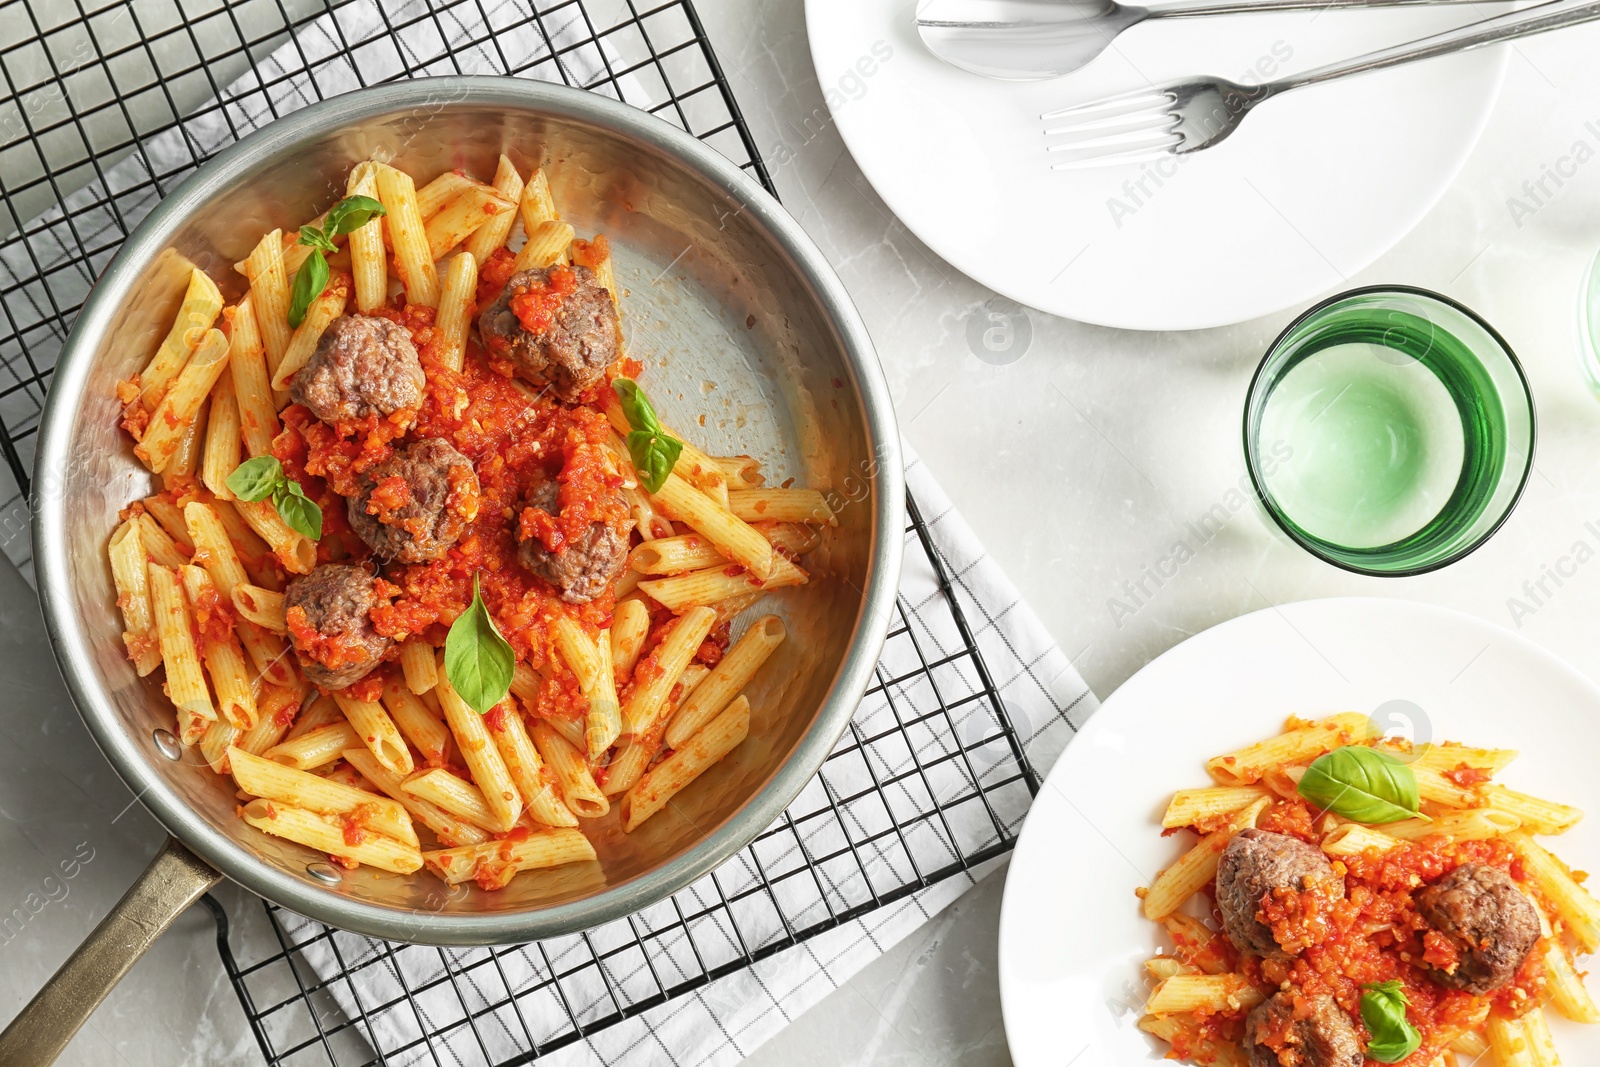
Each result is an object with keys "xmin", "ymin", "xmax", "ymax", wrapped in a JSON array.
[
  {"xmin": 1185, "ymin": 804, "xmax": 1554, "ymax": 1065},
  {"xmin": 353, "ymin": 329, "xmax": 622, "ymax": 665}
]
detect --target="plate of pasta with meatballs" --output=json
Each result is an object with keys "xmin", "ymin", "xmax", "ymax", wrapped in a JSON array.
[
  {"xmin": 106, "ymin": 154, "xmax": 840, "ymax": 891},
  {"xmin": 998, "ymin": 598, "xmax": 1600, "ymax": 1067}
]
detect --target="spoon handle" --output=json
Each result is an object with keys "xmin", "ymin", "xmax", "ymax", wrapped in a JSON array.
[
  {"xmin": 1145, "ymin": 0, "xmax": 1511, "ymax": 17},
  {"xmin": 1271, "ymin": 0, "xmax": 1600, "ymax": 92}
]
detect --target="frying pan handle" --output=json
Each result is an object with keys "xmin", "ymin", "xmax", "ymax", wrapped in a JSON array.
[{"xmin": 0, "ymin": 837, "xmax": 221, "ymax": 1066}]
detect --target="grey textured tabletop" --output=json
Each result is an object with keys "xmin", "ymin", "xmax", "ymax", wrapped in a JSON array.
[{"xmin": 8, "ymin": 0, "xmax": 1600, "ymax": 1063}]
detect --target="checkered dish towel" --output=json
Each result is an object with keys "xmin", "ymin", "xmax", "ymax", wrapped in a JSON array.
[{"xmin": 0, "ymin": 3, "xmax": 1097, "ymax": 1064}]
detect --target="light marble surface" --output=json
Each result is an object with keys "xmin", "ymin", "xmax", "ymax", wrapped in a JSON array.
[{"xmin": 7, "ymin": 1, "xmax": 1600, "ymax": 1064}]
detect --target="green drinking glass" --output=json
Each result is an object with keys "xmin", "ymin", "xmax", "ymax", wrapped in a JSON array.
[{"xmin": 1244, "ymin": 286, "xmax": 1535, "ymax": 576}]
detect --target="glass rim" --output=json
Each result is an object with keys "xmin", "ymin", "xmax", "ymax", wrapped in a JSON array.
[{"xmin": 1243, "ymin": 283, "xmax": 1537, "ymax": 579}]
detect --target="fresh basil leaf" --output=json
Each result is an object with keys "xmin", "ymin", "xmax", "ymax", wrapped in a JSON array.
[
  {"xmin": 323, "ymin": 194, "xmax": 386, "ymax": 237},
  {"xmin": 287, "ymin": 249, "xmax": 330, "ymax": 328},
  {"xmin": 1361, "ymin": 981, "xmax": 1421, "ymax": 1063},
  {"xmin": 226, "ymin": 455, "xmax": 284, "ymax": 502},
  {"xmin": 1298, "ymin": 745, "xmax": 1421, "ymax": 824},
  {"xmin": 612, "ymin": 378, "xmax": 662, "ymax": 434},
  {"xmin": 296, "ymin": 224, "xmax": 337, "ymax": 254},
  {"xmin": 272, "ymin": 484, "xmax": 323, "ymax": 541},
  {"xmin": 627, "ymin": 429, "xmax": 683, "ymax": 494},
  {"xmin": 444, "ymin": 577, "xmax": 514, "ymax": 714}
]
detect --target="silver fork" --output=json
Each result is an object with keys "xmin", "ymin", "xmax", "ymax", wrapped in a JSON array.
[{"xmin": 1041, "ymin": 0, "xmax": 1600, "ymax": 169}]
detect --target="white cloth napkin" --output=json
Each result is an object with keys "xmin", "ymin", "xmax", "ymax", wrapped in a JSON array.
[{"xmin": 0, "ymin": 2, "xmax": 1098, "ymax": 1062}]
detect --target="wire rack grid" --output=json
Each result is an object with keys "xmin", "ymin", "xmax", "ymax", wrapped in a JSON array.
[{"xmin": 0, "ymin": 1, "xmax": 1045, "ymax": 1064}]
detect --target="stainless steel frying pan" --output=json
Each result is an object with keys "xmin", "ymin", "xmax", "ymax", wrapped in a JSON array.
[{"xmin": 2, "ymin": 77, "xmax": 903, "ymax": 1064}]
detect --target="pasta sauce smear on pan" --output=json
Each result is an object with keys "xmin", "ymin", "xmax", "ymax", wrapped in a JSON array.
[
  {"xmin": 107, "ymin": 155, "xmax": 837, "ymax": 892},
  {"xmin": 1137, "ymin": 713, "xmax": 1599, "ymax": 1067}
]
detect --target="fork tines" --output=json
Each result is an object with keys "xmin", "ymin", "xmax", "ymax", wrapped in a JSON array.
[{"xmin": 1041, "ymin": 88, "xmax": 1182, "ymax": 170}]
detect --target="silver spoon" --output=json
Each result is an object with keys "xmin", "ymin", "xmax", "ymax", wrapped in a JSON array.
[{"xmin": 916, "ymin": 0, "xmax": 1488, "ymax": 80}]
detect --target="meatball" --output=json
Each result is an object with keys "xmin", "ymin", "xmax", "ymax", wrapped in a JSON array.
[
  {"xmin": 477, "ymin": 265, "xmax": 617, "ymax": 402},
  {"xmin": 289, "ymin": 314, "xmax": 425, "ymax": 423},
  {"xmin": 516, "ymin": 480, "xmax": 632, "ymax": 604},
  {"xmin": 1217, "ymin": 829, "xmax": 1345, "ymax": 956},
  {"xmin": 1417, "ymin": 863, "xmax": 1541, "ymax": 994},
  {"xmin": 1242, "ymin": 992, "xmax": 1363, "ymax": 1067},
  {"xmin": 284, "ymin": 564, "xmax": 391, "ymax": 689},
  {"xmin": 347, "ymin": 438, "xmax": 479, "ymax": 563}
]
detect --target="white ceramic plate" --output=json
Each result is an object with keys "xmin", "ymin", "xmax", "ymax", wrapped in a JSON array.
[
  {"xmin": 998, "ymin": 597, "xmax": 1600, "ymax": 1066},
  {"xmin": 804, "ymin": 1, "xmax": 1508, "ymax": 330}
]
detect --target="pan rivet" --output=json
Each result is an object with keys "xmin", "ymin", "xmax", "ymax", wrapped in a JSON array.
[
  {"xmin": 306, "ymin": 862, "xmax": 343, "ymax": 885},
  {"xmin": 151, "ymin": 728, "xmax": 182, "ymax": 761}
]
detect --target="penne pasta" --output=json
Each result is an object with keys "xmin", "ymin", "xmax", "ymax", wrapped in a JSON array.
[
  {"xmin": 638, "ymin": 555, "xmax": 807, "ymax": 614},
  {"xmin": 424, "ymin": 828, "xmax": 595, "ymax": 889},
  {"xmin": 334, "ymin": 693, "xmax": 414, "ymax": 776},
  {"xmin": 1385, "ymin": 808, "xmax": 1519, "ymax": 842},
  {"xmin": 629, "ymin": 534, "xmax": 726, "ymax": 576},
  {"xmin": 265, "ymin": 721, "xmax": 361, "ymax": 771},
  {"xmin": 621, "ymin": 696, "xmax": 750, "ymax": 832},
  {"xmin": 1521, "ymin": 1006, "xmax": 1560, "ymax": 1067},
  {"xmin": 147, "ymin": 563, "xmax": 214, "ymax": 725},
  {"xmin": 586, "ymin": 635, "xmax": 621, "ymax": 758},
  {"xmin": 199, "ymin": 372, "xmax": 241, "ymax": 501},
  {"xmin": 133, "ymin": 510, "xmax": 188, "ymax": 569},
  {"xmin": 179, "ymin": 565, "xmax": 256, "ymax": 729},
  {"xmin": 621, "ymin": 606, "xmax": 717, "ymax": 736},
  {"xmin": 1141, "ymin": 797, "xmax": 1269, "ymax": 920},
  {"xmin": 1508, "ymin": 831, "xmax": 1600, "ymax": 952},
  {"xmin": 345, "ymin": 161, "xmax": 389, "ymax": 312},
  {"xmin": 530, "ymin": 721, "xmax": 608, "ymax": 819},
  {"xmin": 1320, "ymin": 823, "xmax": 1401, "ymax": 856},
  {"xmin": 241, "ymin": 798, "xmax": 422, "ymax": 874},
  {"xmin": 514, "ymin": 219, "xmax": 574, "ymax": 271},
  {"xmin": 1161, "ymin": 786, "xmax": 1272, "ymax": 830},
  {"xmin": 234, "ymin": 497, "xmax": 316, "ymax": 575},
  {"xmin": 400, "ymin": 767, "xmax": 503, "ymax": 833},
  {"xmin": 1161, "ymin": 914, "xmax": 1231, "ymax": 974},
  {"xmin": 1543, "ymin": 924, "xmax": 1600, "ymax": 1022},
  {"xmin": 415, "ymin": 171, "xmax": 476, "ymax": 219},
  {"xmin": 518, "ymin": 168, "xmax": 557, "ymax": 230},
  {"xmin": 231, "ymin": 583, "xmax": 286, "ymax": 633},
  {"xmin": 375, "ymin": 163, "xmax": 439, "ymax": 306},
  {"xmin": 229, "ymin": 746, "xmax": 416, "ymax": 847},
  {"xmin": 140, "ymin": 497, "xmax": 195, "ymax": 555},
  {"xmin": 1206, "ymin": 714, "xmax": 1372, "ymax": 786},
  {"xmin": 235, "ymin": 683, "xmax": 302, "ymax": 759},
  {"xmin": 484, "ymin": 701, "xmax": 578, "ymax": 828},
  {"xmin": 434, "ymin": 252, "xmax": 477, "ymax": 372},
  {"xmin": 1488, "ymin": 785, "xmax": 1584, "ymax": 835},
  {"xmin": 1145, "ymin": 973, "xmax": 1263, "ymax": 1015},
  {"xmin": 109, "ymin": 520, "xmax": 162, "ymax": 676},
  {"xmin": 665, "ymin": 614, "xmax": 784, "ymax": 748},
  {"xmin": 726, "ymin": 488, "xmax": 837, "ymax": 526},
  {"xmin": 462, "ymin": 154, "xmax": 524, "ymax": 262},
  {"xmin": 163, "ymin": 408, "xmax": 207, "ymax": 487},
  {"xmin": 136, "ymin": 328, "xmax": 230, "ymax": 473},
  {"xmin": 435, "ymin": 668, "xmax": 522, "ymax": 832},
  {"xmin": 138, "ymin": 267, "xmax": 224, "ymax": 411},
  {"xmin": 609, "ymin": 598, "xmax": 651, "ymax": 677},
  {"xmin": 423, "ymin": 183, "xmax": 513, "ymax": 261},
  {"xmin": 399, "ymin": 637, "xmax": 439, "ymax": 694},
  {"xmin": 1486, "ymin": 1013, "xmax": 1535, "ymax": 1067},
  {"xmin": 382, "ymin": 674, "xmax": 450, "ymax": 768},
  {"xmin": 210, "ymin": 499, "xmax": 280, "ymax": 590},
  {"xmin": 243, "ymin": 229, "xmax": 293, "ymax": 381},
  {"xmin": 341, "ymin": 748, "xmax": 488, "ymax": 848},
  {"xmin": 709, "ymin": 455, "xmax": 763, "ymax": 489},
  {"xmin": 271, "ymin": 275, "xmax": 347, "ymax": 391}
]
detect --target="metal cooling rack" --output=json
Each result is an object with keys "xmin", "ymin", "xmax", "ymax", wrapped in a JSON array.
[{"xmin": 0, "ymin": 1, "xmax": 1043, "ymax": 1063}]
